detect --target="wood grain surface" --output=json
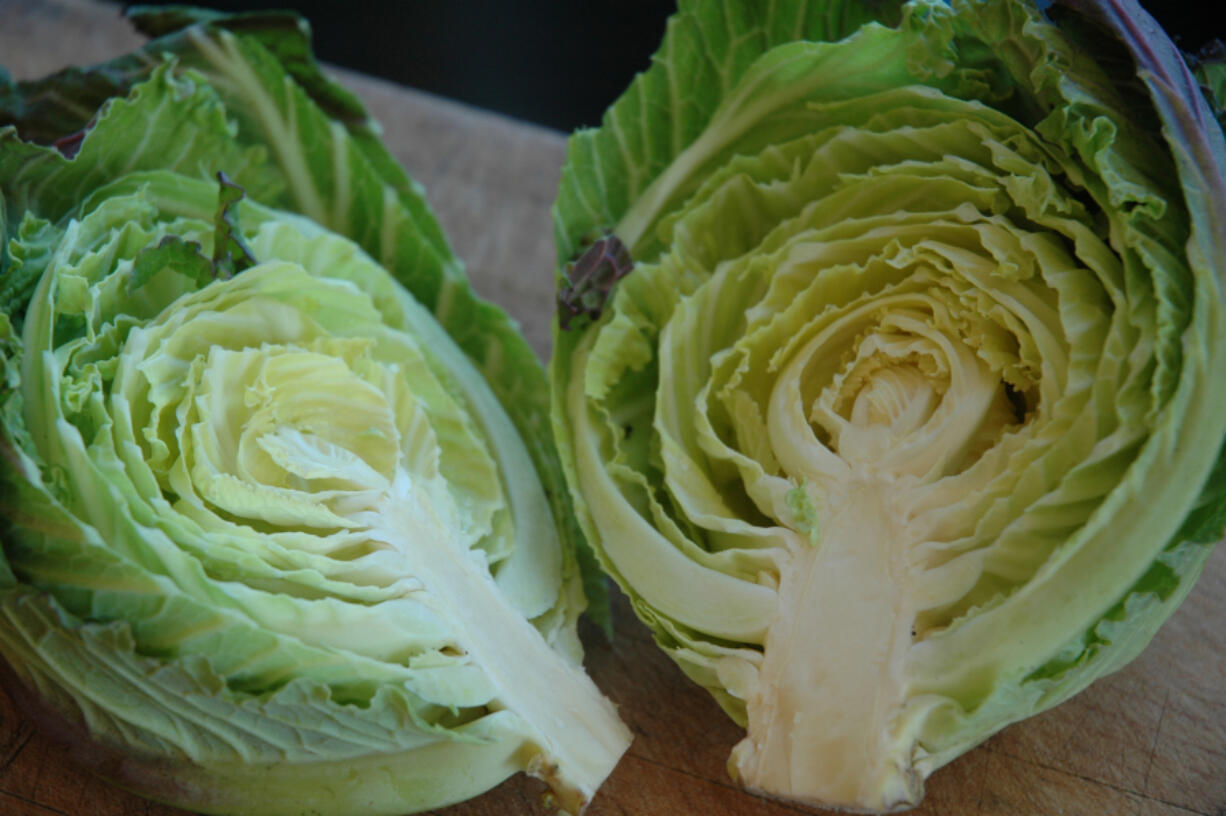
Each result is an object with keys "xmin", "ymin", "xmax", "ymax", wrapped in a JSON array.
[{"xmin": 1, "ymin": 1, "xmax": 1223, "ymax": 815}]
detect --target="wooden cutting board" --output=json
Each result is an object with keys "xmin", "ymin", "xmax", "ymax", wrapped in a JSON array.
[{"xmin": 0, "ymin": 2, "xmax": 1223, "ymax": 815}]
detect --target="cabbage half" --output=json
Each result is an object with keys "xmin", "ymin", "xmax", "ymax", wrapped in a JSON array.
[
  {"xmin": 0, "ymin": 9, "xmax": 628, "ymax": 815},
  {"xmin": 550, "ymin": 0, "xmax": 1226, "ymax": 810}
]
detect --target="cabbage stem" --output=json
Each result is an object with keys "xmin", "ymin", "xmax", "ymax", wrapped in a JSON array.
[
  {"xmin": 731, "ymin": 478, "xmax": 918, "ymax": 811},
  {"xmin": 376, "ymin": 475, "xmax": 631, "ymax": 814}
]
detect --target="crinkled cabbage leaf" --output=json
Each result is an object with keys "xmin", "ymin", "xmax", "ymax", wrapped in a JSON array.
[
  {"xmin": 0, "ymin": 8, "xmax": 629, "ymax": 815},
  {"xmin": 550, "ymin": 0, "xmax": 1226, "ymax": 810}
]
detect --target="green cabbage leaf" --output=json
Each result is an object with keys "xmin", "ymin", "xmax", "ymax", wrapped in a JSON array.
[
  {"xmin": 550, "ymin": 0, "xmax": 1226, "ymax": 810},
  {"xmin": 0, "ymin": 9, "xmax": 629, "ymax": 815}
]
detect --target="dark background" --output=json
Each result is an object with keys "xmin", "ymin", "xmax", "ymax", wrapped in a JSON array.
[{"xmin": 114, "ymin": 1, "xmax": 1213, "ymax": 133}]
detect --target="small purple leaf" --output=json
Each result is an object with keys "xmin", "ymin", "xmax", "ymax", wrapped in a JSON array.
[{"xmin": 557, "ymin": 233, "xmax": 633, "ymax": 330}]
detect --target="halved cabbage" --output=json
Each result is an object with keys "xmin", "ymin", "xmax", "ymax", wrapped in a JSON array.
[
  {"xmin": 550, "ymin": 0, "xmax": 1226, "ymax": 810},
  {"xmin": 1, "ymin": 9, "xmax": 629, "ymax": 815}
]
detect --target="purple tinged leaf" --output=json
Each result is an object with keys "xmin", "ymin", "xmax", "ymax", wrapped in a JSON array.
[
  {"xmin": 50, "ymin": 113, "xmax": 101, "ymax": 159},
  {"xmin": 50, "ymin": 130, "xmax": 85, "ymax": 159},
  {"xmin": 557, "ymin": 233, "xmax": 633, "ymax": 330},
  {"xmin": 1056, "ymin": 0, "xmax": 1226, "ymax": 274}
]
